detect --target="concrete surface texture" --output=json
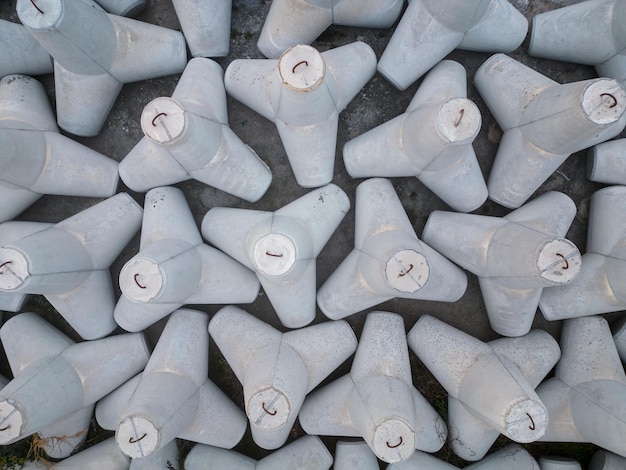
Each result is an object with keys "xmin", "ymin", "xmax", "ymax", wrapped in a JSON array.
[{"xmin": 0, "ymin": 0, "xmax": 625, "ymax": 467}]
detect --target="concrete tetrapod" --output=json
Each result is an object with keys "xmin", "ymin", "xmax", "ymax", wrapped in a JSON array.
[
  {"xmin": 423, "ymin": 191, "xmax": 581, "ymax": 337},
  {"xmin": 0, "ymin": 20, "xmax": 52, "ymax": 78},
  {"xmin": 299, "ymin": 312, "xmax": 447, "ymax": 464},
  {"xmin": 0, "ymin": 74, "xmax": 119, "ymax": 223},
  {"xmin": 539, "ymin": 186, "xmax": 626, "ymax": 320},
  {"xmin": 257, "ymin": 0, "xmax": 403, "ymax": 59},
  {"xmin": 119, "ymin": 58, "xmax": 271, "ymax": 202},
  {"xmin": 171, "ymin": 0, "xmax": 231, "ymax": 57},
  {"xmin": 407, "ymin": 315, "xmax": 560, "ymax": 461},
  {"xmin": 377, "ymin": 0, "xmax": 527, "ymax": 90},
  {"xmin": 0, "ymin": 193, "xmax": 142, "ymax": 339},
  {"xmin": 208, "ymin": 306, "xmax": 357, "ymax": 450},
  {"xmin": 202, "ymin": 184, "xmax": 349, "ymax": 328},
  {"xmin": 334, "ymin": 441, "xmax": 379, "ymax": 470},
  {"xmin": 535, "ymin": 316, "xmax": 626, "ymax": 458},
  {"xmin": 387, "ymin": 444, "xmax": 540, "ymax": 469},
  {"xmin": 587, "ymin": 138, "xmax": 626, "ymax": 185},
  {"xmin": 0, "ymin": 313, "xmax": 149, "ymax": 452},
  {"xmin": 528, "ymin": 0, "xmax": 626, "ymax": 83},
  {"xmin": 184, "ymin": 435, "xmax": 333, "ymax": 470},
  {"xmin": 343, "ymin": 60, "xmax": 486, "ymax": 213},
  {"xmin": 16, "ymin": 0, "xmax": 187, "ymax": 136},
  {"xmin": 318, "ymin": 178, "xmax": 467, "ymax": 320},
  {"xmin": 96, "ymin": 309, "xmax": 246, "ymax": 459},
  {"xmin": 114, "ymin": 187, "xmax": 259, "ymax": 333},
  {"xmin": 475, "ymin": 53, "xmax": 626, "ymax": 209},
  {"xmin": 225, "ymin": 42, "xmax": 376, "ymax": 187}
]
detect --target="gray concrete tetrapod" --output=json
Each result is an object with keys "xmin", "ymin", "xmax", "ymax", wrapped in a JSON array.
[
  {"xmin": 0, "ymin": 193, "xmax": 142, "ymax": 339},
  {"xmin": 387, "ymin": 444, "xmax": 540, "ymax": 469},
  {"xmin": 202, "ymin": 184, "xmax": 349, "ymax": 328},
  {"xmin": 20, "ymin": 438, "xmax": 130, "ymax": 469},
  {"xmin": 423, "ymin": 191, "xmax": 581, "ymax": 337},
  {"xmin": 589, "ymin": 450, "xmax": 626, "ymax": 470},
  {"xmin": 119, "ymin": 58, "xmax": 272, "ymax": 202},
  {"xmin": 343, "ymin": 61, "xmax": 486, "ymax": 212},
  {"xmin": 535, "ymin": 316, "xmax": 626, "ymax": 458},
  {"xmin": 114, "ymin": 187, "xmax": 259, "ymax": 333},
  {"xmin": 334, "ymin": 441, "xmax": 379, "ymax": 470},
  {"xmin": 184, "ymin": 435, "xmax": 333, "ymax": 470},
  {"xmin": 17, "ymin": 0, "xmax": 187, "ymax": 136},
  {"xmin": 257, "ymin": 0, "xmax": 403, "ymax": 58},
  {"xmin": 0, "ymin": 20, "xmax": 52, "ymax": 78},
  {"xmin": 317, "ymin": 178, "xmax": 467, "ymax": 320},
  {"xmin": 299, "ymin": 312, "xmax": 447, "ymax": 464},
  {"xmin": 377, "ymin": 0, "xmax": 527, "ymax": 90},
  {"xmin": 0, "ymin": 312, "xmax": 149, "ymax": 449},
  {"xmin": 96, "ymin": 309, "xmax": 246, "ymax": 459},
  {"xmin": 475, "ymin": 53, "xmax": 626, "ymax": 209},
  {"xmin": 539, "ymin": 186, "xmax": 626, "ymax": 320},
  {"xmin": 587, "ymin": 138, "xmax": 626, "ymax": 185},
  {"xmin": 0, "ymin": 74, "xmax": 119, "ymax": 223},
  {"xmin": 171, "ymin": 0, "xmax": 231, "ymax": 57},
  {"xmin": 225, "ymin": 42, "xmax": 376, "ymax": 187},
  {"xmin": 407, "ymin": 315, "xmax": 560, "ymax": 461},
  {"xmin": 528, "ymin": 0, "xmax": 626, "ymax": 83},
  {"xmin": 208, "ymin": 305, "xmax": 357, "ymax": 450}
]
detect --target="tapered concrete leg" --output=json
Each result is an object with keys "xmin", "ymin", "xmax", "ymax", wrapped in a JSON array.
[
  {"xmin": 589, "ymin": 449, "xmax": 626, "ymax": 470},
  {"xmin": 378, "ymin": 0, "xmax": 527, "ymax": 90},
  {"xmin": 334, "ymin": 441, "xmax": 378, "ymax": 470},
  {"xmin": 172, "ymin": 0, "xmax": 230, "ymax": 57},
  {"xmin": 36, "ymin": 406, "xmax": 93, "ymax": 459},
  {"xmin": 129, "ymin": 439, "xmax": 179, "ymax": 469},
  {"xmin": 22, "ymin": 437, "xmax": 130, "ymax": 469},
  {"xmin": 97, "ymin": 0, "xmax": 146, "ymax": 16},
  {"xmin": 0, "ymin": 20, "xmax": 52, "ymax": 77},
  {"xmin": 587, "ymin": 139, "xmax": 626, "ymax": 185},
  {"xmin": 539, "ymin": 456, "xmax": 582, "ymax": 470}
]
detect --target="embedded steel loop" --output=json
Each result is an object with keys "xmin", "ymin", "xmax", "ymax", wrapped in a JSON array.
[
  {"xmin": 266, "ymin": 252, "xmax": 284, "ymax": 258},
  {"xmin": 600, "ymin": 93, "xmax": 618, "ymax": 108},
  {"xmin": 129, "ymin": 433, "xmax": 147, "ymax": 444},
  {"xmin": 151, "ymin": 112, "xmax": 168, "ymax": 126},
  {"xmin": 30, "ymin": 0, "xmax": 44, "ymax": 14},
  {"xmin": 556, "ymin": 253, "xmax": 569, "ymax": 270},
  {"xmin": 454, "ymin": 108, "xmax": 465, "ymax": 127},
  {"xmin": 292, "ymin": 60, "xmax": 309, "ymax": 73},
  {"xmin": 0, "ymin": 425, "xmax": 10, "ymax": 432},
  {"xmin": 398, "ymin": 264, "xmax": 414, "ymax": 277},
  {"xmin": 526, "ymin": 412, "xmax": 536, "ymax": 431},
  {"xmin": 386, "ymin": 437, "xmax": 403, "ymax": 448},
  {"xmin": 0, "ymin": 261, "xmax": 11, "ymax": 270},
  {"xmin": 262, "ymin": 402, "xmax": 277, "ymax": 416},
  {"xmin": 134, "ymin": 273, "xmax": 147, "ymax": 289}
]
